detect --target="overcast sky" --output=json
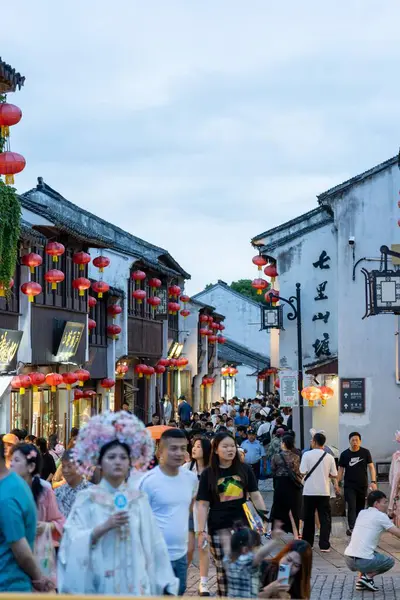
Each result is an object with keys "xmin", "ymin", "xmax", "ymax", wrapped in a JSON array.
[{"xmin": 3, "ymin": 2, "xmax": 400, "ymax": 293}]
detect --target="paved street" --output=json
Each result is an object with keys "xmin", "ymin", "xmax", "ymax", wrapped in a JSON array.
[{"xmin": 187, "ymin": 484, "xmax": 400, "ymax": 599}]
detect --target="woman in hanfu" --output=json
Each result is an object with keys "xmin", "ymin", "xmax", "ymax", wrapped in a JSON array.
[
  {"xmin": 389, "ymin": 431, "xmax": 400, "ymax": 527},
  {"xmin": 57, "ymin": 411, "xmax": 179, "ymax": 595}
]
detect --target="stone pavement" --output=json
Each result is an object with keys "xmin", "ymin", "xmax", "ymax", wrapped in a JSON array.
[{"xmin": 187, "ymin": 483, "xmax": 400, "ymax": 599}]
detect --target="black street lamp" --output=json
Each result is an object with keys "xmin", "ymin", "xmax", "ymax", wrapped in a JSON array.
[{"xmin": 263, "ymin": 283, "xmax": 305, "ymax": 449}]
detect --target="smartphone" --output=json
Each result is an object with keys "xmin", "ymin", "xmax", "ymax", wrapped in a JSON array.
[{"xmin": 278, "ymin": 563, "xmax": 291, "ymax": 586}]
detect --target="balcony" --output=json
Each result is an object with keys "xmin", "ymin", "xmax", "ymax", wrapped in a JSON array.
[{"xmin": 128, "ymin": 315, "xmax": 162, "ymax": 358}]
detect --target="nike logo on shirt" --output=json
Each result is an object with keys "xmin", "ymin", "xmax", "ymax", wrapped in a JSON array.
[{"xmin": 349, "ymin": 457, "xmax": 364, "ymax": 467}]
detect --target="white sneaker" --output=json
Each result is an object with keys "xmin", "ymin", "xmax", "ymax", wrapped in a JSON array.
[{"xmin": 199, "ymin": 583, "xmax": 210, "ymax": 596}]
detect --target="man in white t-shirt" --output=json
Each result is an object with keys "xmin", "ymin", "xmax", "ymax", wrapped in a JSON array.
[
  {"xmin": 345, "ymin": 490, "xmax": 400, "ymax": 592},
  {"xmin": 219, "ymin": 399, "xmax": 229, "ymax": 415},
  {"xmin": 139, "ymin": 429, "xmax": 198, "ymax": 595},
  {"xmin": 300, "ymin": 432, "xmax": 339, "ymax": 552}
]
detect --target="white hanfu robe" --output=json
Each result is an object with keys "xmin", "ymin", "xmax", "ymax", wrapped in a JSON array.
[{"xmin": 58, "ymin": 479, "xmax": 178, "ymax": 595}]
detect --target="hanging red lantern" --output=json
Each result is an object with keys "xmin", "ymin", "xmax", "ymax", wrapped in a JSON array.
[
  {"xmin": 148, "ymin": 278, "xmax": 162, "ymax": 293},
  {"xmin": 180, "ymin": 309, "xmax": 190, "ymax": 318},
  {"xmin": 92, "ymin": 281, "xmax": 109, "ymax": 299},
  {"xmin": 45, "ymin": 242, "xmax": 65, "ymax": 263},
  {"xmin": 135, "ymin": 364, "xmax": 147, "ymax": 378},
  {"xmin": 211, "ymin": 322, "xmax": 219, "ymax": 330},
  {"xmin": 74, "ymin": 368, "xmax": 90, "ymax": 387},
  {"xmin": 180, "ymin": 294, "xmax": 190, "ymax": 304},
  {"xmin": 228, "ymin": 367, "xmax": 238, "ymax": 377},
  {"xmin": 199, "ymin": 314, "xmax": 209, "ymax": 324},
  {"xmin": 206, "ymin": 377, "xmax": 215, "ymax": 387},
  {"xmin": 251, "ymin": 278, "xmax": 268, "ymax": 295},
  {"xmin": 93, "ymin": 255, "xmax": 110, "ymax": 273},
  {"xmin": 45, "ymin": 372, "xmax": 63, "ymax": 392},
  {"xmin": 158, "ymin": 358, "xmax": 170, "ymax": 368},
  {"xmin": 252, "ymin": 255, "xmax": 268, "ymax": 271},
  {"xmin": 73, "ymin": 251, "xmax": 91, "ymax": 271},
  {"xmin": 30, "ymin": 372, "xmax": 45, "ymax": 392},
  {"xmin": 319, "ymin": 386, "xmax": 334, "ymax": 405},
  {"xmin": 264, "ymin": 263, "xmax": 279, "ymax": 284},
  {"xmin": 132, "ymin": 270, "xmax": 146, "ymax": 285},
  {"xmin": 74, "ymin": 389, "xmax": 84, "ymax": 400},
  {"xmin": 21, "ymin": 281, "xmax": 42, "ymax": 303},
  {"xmin": 0, "ymin": 151, "xmax": 26, "ymax": 184},
  {"xmin": 274, "ymin": 378, "xmax": 280, "ymax": 389},
  {"xmin": 219, "ymin": 323, "xmax": 225, "ymax": 331},
  {"xmin": 168, "ymin": 285, "xmax": 181, "ymax": 298},
  {"xmin": 73, "ymin": 277, "xmax": 91, "ymax": 297},
  {"xmin": 0, "ymin": 277, "xmax": 13, "ymax": 297},
  {"xmin": 107, "ymin": 324, "xmax": 121, "ymax": 340},
  {"xmin": 168, "ymin": 301, "xmax": 180, "ymax": 315},
  {"xmin": 0, "ymin": 103, "xmax": 22, "ymax": 137},
  {"xmin": 45, "ymin": 269, "xmax": 65, "ymax": 290},
  {"xmin": 88, "ymin": 296, "xmax": 97, "ymax": 309},
  {"xmin": 301, "ymin": 386, "xmax": 322, "ymax": 401},
  {"xmin": 270, "ymin": 289, "xmax": 279, "ymax": 305},
  {"xmin": 155, "ymin": 364, "xmax": 166, "ymax": 376},
  {"xmin": 143, "ymin": 365, "xmax": 155, "ymax": 379},
  {"xmin": 147, "ymin": 296, "xmax": 161, "ymax": 311},
  {"xmin": 88, "ymin": 318, "xmax": 97, "ymax": 331},
  {"xmin": 62, "ymin": 372, "xmax": 79, "ymax": 390},
  {"xmin": 169, "ymin": 358, "xmax": 178, "ymax": 370},
  {"xmin": 200, "ymin": 328, "xmax": 209, "ymax": 337},
  {"xmin": 21, "ymin": 252, "xmax": 42, "ymax": 273},
  {"xmin": 107, "ymin": 304, "xmax": 122, "ymax": 320},
  {"xmin": 217, "ymin": 336, "xmax": 226, "ymax": 344},
  {"xmin": 208, "ymin": 334, "xmax": 218, "ymax": 344},
  {"xmin": 101, "ymin": 378, "xmax": 115, "ymax": 391},
  {"xmin": 221, "ymin": 367, "xmax": 229, "ymax": 377},
  {"xmin": 83, "ymin": 390, "xmax": 97, "ymax": 399},
  {"xmin": 177, "ymin": 357, "xmax": 189, "ymax": 369},
  {"xmin": 133, "ymin": 289, "xmax": 146, "ymax": 304},
  {"xmin": 116, "ymin": 364, "xmax": 129, "ymax": 378},
  {"xmin": 11, "ymin": 375, "xmax": 31, "ymax": 395}
]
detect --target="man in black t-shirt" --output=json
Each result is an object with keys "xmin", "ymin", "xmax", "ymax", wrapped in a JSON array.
[{"xmin": 338, "ymin": 431, "xmax": 377, "ymax": 535}]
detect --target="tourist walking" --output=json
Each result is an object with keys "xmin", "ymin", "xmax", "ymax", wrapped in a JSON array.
[
  {"xmin": 54, "ymin": 449, "xmax": 90, "ymax": 517},
  {"xmin": 183, "ymin": 436, "xmax": 212, "ymax": 596},
  {"xmin": 178, "ymin": 396, "xmax": 192, "ymax": 424},
  {"xmin": 0, "ymin": 438, "xmax": 54, "ymax": 592},
  {"xmin": 300, "ymin": 432, "xmax": 339, "ymax": 551},
  {"xmin": 345, "ymin": 490, "xmax": 400, "ymax": 592},
  {"xmin": 234, "ymin": 408, "xmax": 250, "ymax": 427},
  {"xmin": 196, "ymin": 431, "xmax": 267, "ymax": 596},
  {"xmin": 338, "ymin": 431, "xmax": 377, "ymax": 535},
  {"xmin": 241, "ymin": 428, "xmax": 266, "ymax": 481},
  {"xmin": 270, "ymin": 434, "xmax": 302, "ymax": 534},
  {"xmin": 58, "ymin": 411, "xmax": 178, "ymax": 595},
  {"xmin": 36, "ymin": 438, "xmax": 57, "ymax": 483},
  {"xmin": 139, "ymin": 428, "xmax": 198, "ymax": 595}
]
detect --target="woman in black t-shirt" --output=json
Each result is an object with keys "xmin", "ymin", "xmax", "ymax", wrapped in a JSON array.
[{"xmin": 196, "ymin": 432, "xmax": 267, "ymax": 597}]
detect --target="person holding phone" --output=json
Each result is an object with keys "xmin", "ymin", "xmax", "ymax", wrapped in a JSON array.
[{"xmin": 260, "ymin": 539, "xmax": 313, "ymax": 599}]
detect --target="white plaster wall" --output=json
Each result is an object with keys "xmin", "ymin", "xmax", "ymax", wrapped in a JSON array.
[{"xmin": 235, "ymin": 365, "xmax": 258, "ymax": 400}]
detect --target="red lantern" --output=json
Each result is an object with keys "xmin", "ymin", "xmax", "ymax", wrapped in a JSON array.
[
  {"xmin": 158, "ymin": 358, "xmax": 170, "ymax": 367},
  {"xmin": 143, "ymin": 365, "xmax": 155, "ymax": 379},
  {"xmin": 0, "ymin": 277, "xmax": 13, "ymax": 297},
  {"xmin": 251, "ymin": 278, "xmax": 268, "ymax": 295},
  {"xmin": 180, "ymin": 309, "xmax": 190, "ymax": 318},
  {"xmin": 132, "ymin": 270, "xmax": 146, "ymax": 284},
  {"xmin": 133, "ymin": 289, "xmax": 146, "ymax": 304},
  {"xmin": 169, "ymin": 358, "xmax": 178, "ymax": 370},
  {"xmin": 45, "ymin": 372, "xmax": 63, "ymax": 392},
  {"xmin": 45, "ymin": 242, "xmax": 65, "ymax": 263},
  {"xmin": 155, "ymin": 364, "xmax": 166, "ymax": 376},
  {"xmin": 88, "ymin": 296, "xmax": 97, "ymax": 309},
  {"xmin": 116, "ymin": 364, "xmax": 129, "ymax": 378},
  {"xmin": 74, "ymin": 369, "xmax": 90, "ymax": 387},
  {"xmin": 101, "ymin": 378, "xmax": 115, "ymax": 391},
  {"xmin": 0, "ymin": 151, "xmax": 25, "ymax": 184},
  {"xmin": 147, "ymin": 296, "xmax": 161, "ymax": 310},
  {"xmin": 319, "ymin": 386, "xmax": 334, "ymax": 405},
  {"xmin": 107, "ymin": 324, "xmax": 121, "ymax": 340},
  {"xmin": 83, "ymin": 390, "xmax": 97, "ymax": 399},
  {"xmin": 21, "ymin": 281, "xmax": 42, "ymax": 302},
  {"xmin": 177, "ymin": 357, "xmax": 189, "ymax": 369},
  {"xmin": 217, "ymin": 336, "xmax": 226, "ymax": 344},
  {"xmin": 208, "ymin": 334, "xmax": 218, "ymax": 344},
  {"xmin": 21, "ymin": 252, "xmax": 42, "ymax": 273},
  {"xmin": 168, "ymin": 301, "xmax": 180, "ymax": 315},
  {"xmin": 274, "ymin": 378, "xmax": 280, "ymax": 389},
  {"xmin": 221, "ymin": 367, "xmax": 229, "ymax": 377},
  {"xmin": 211, "ymin": 322, "xmax": 219, "ymax": 330},
  {"xmin": 228, "ymin": 367, "xmax": 238, "ymax": 377},
  {"xmin": 180, "ymin": 294, "xmax": 190, "ymax": 304},
  {"xmin": 219, "ymin": 323, "xmax": 225, "ymax": 331},
  {"xmin": 264, "ymin": 263, "xmax": 279, "ymax": 283},
  {"xmin": 92, "ymin": 280, "xmax": 109, "ymax": 299},
  {"xmin": 206, "ymin": 377, "xmax": 215, "ymax": 387},
  {"xmin": 93, "ymin": 255, "xmax": 110, "ymax": 273},
  {"xmin": 199, "ymin": 314, "xmax": 209, "ymax": 324},
  {"xmin": 0, "ymin": 103, "xmax": 22, "ymax": 137},
  {"xmin": 73, "ymin": 251, "xmax": 91, "ymax": 271},
  {"xmin": 301, "ymin": 386, "xmax": 322, "ymax": 402},
  {"xmin": 73, "ymin": 277, "xmax": 91, "ymax": 297},
  {"xmin": 11, "ymin": 375, "xmax": 31, "ymax": 395},
  {"xmin": 200, "ymin": 328, "xmax": 209, "ymax": 337},
  {"xmin": 62, "ymin": 372, "xmax": 79, "ymax": 390},
  {"xmin": 74, "ymin": 389, "xmax": 84, "ymax": 400},
  {"xmin": 30, "ymin": 372, "xmax": 45, "ymax": 392},
  {"xmin": 148, "ymin": 278, "xmax": 162, "ymax": 292},
  {"xmin": 135, "ymin": 364, "xmax": 147, "ymax": 378},
  {"xmin": 107, "ymin": 304, "xmax": 122, "ymax": 320},
  {"xmin": 45, "ymin": 269, "xmax": 65, "ymax": 290},
  {"xmin": 168, "ymin": 285, "xmax": 181, "ymax": 298},
  {"xmin": 88, "ymin": 318, "xmax": 96, "ymax": 331},
  {"xmin": 252, "ymin": 255, "xmax": 268, "ymax": 271},
  {"xmin": 270, "ymin": 289, "xmax": 279, "ymax": 305}
]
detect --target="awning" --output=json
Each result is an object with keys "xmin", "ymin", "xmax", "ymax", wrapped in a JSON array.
[{"xmin": 305, "ymin": 357, "xmax": 338, "ymax": 376}]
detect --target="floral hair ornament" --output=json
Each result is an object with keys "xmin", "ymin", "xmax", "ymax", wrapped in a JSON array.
[
  {"xmin": 72, "ymin": 410, "xmax": 154, "ymax": 475},
  {"xmin": 395, "ymin": 431, "xmax": 400, "ymax": 444},
  {"xmin": 27, "ymin": 449, "xmax": 38, "ymax": 460}
]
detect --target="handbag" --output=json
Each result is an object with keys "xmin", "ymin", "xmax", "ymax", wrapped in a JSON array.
[
  {"xmin": 303, "ymin": 451, "xmax": 327, "ymax": 482},
  {"xmin": 281, "ymin": 452, "xmax": 303, "ymax": 489},
  {"xmin": 35, "ymin": 523, "xmax": 57, "ymax": 583}
]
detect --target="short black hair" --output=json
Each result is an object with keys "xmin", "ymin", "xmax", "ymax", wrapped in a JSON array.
[
  {"xmin": 237, "ymin": 425, "xmax": 247, "ymax": 433},
  {"xmin": 206, "ymin": 421, "xmax": 213, "ymax": 428},
  {"xmin": 239, "ymin": 408, "xmax": 244, "ymax": 414},
  {"xmin": 255, "ymin": 413, "xmax": 261, "ymax": 419},
  {"xmin": 313, "ymin": 432, "xmax": 326, "ymax": 447},
  {"xmin": 152, "ymin": 413, "xmax": 158, "ymax": 418},
  {"xmin": 160, "ymin": 429, "xmax": 187, "ymax": 442},
  {"xmin": 367, "ymin": 490, "xmax": 386, "ymax": 507},
  {"xmin": 349, "ymin": 431, "xmax": 361, "ymax": 441},
  {"xmin": 282, "ymin": 434, "xmax": 295, "ymax": 450},
  {"xmin": 122, "ymin": 401, "xmax": 129, "ymax": 407}
]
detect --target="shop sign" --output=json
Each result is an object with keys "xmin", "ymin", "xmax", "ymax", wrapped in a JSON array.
[
  {"xmin": 55, "ymin": 321, "xmax": 85, "ymax": 362},
  {"xmin": 280, "ymin": 371, "xmax": 298, "ymax": 407},
  {"xmin": 0, "ymin": 328, "xmax": 23, "ymax": 372},
  {"xmin": 340, "ymin": 378, "xmax": 365, "ymax": 413}
]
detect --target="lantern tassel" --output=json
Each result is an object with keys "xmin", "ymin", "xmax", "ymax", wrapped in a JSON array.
[
  {"xmin": 5, "ymin": 174, "xmax": 14, "ymax": 185},
  {"xmin": 51, "ymin": 385, "xmax": 56, "ymax": 392},
  {"xmin": 1, "ymin": 125, "xmax": 9, "ymax": 137},
  {"xmin": 0, "ymin": 289, "xmax": 4, "ymax": 298},
  {"xmin": 53, "ymin": 256, "xmax": 58, "ymax": 263},
  {"xmin": 19, "ymin": 387, "xmax": 25, "ymax": 395},
  {"xmin": 79, "ymin": 289, "xmax": 84, "ymax": 297},
  {"xmin": 30, "ymin": 266, "xmax": 34, "ymax": 274},
  {"xmin": 51, "ymin": 282, "xmax": 57, "ymax": 290},
  {"xmin": 98, "ymin": 292, "xmax": 103, "ymax": 299},
  {"xmin": 79, "ymin": 264, "xmax": 84, "ymax": 271},
  {"xmin": 79, "ymin": 380, "xmax": 83, "ymax": 387},
  {"xmin": 28, "ymin": 295, "xmax": 33, "ymax": 302}
]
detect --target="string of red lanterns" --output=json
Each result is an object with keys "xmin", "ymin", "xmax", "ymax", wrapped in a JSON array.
[{"xmin": 0, "ymin": 102, "xmax": 25, "ymax": 184}]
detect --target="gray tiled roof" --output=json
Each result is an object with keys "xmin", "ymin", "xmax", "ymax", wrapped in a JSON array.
[{"xmin": 218, "ymin": 337, "xmax": 269, "ymax": 369}]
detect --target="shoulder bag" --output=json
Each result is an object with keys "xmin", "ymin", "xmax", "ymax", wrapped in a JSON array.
[{"xmin": 304, "ymin": 451, "xmax": 327, "ymax": 482}]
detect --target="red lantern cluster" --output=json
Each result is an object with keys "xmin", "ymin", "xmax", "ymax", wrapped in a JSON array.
[
  {"xmin": 0, "ymin": 103, "xmax": 25, "ymax": 184},
  {"xmin": 177, "ymin": 357, "xmax": 189, "ymax": 369},
  {"xmin": 168, "ymin": 301, "xmax": 180, "ymax": 315},
  {"xmin": 116, "ymin": 364, "xmax": 129, "ymax": 378},
  {"xmin": 168, "ymin": 285, "xmax": 181, "ymax": 298},
  {"xmin": 135, "ymin": 364, "xmax": 154, "ymax": 379},
  {"xmin": 202, "ymin": 376, "xmax": 215, "ymax": 387}
]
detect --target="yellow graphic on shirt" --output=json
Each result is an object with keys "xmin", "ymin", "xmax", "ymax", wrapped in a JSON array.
[{"xmin": 217, "ymin": 475, "xmax": 244, "ymax": 502}]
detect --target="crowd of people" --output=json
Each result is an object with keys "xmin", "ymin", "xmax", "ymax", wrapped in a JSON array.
[{"xmin": 1, "ymin": 394, "xmax": 400, "ymax": 597}]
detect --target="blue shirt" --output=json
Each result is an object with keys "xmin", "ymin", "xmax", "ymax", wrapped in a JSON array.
[
  {"xmin": 241, "ymin": 439, "xmax": 266, "ymax": 465},
  {"xmin": 178, "ymin": 401, "xmax": 192, "ymax": 422},
  {"xmin": 0, "ymin": 472, "xmax": 37, "ymax": 591},
  {"xmin": 235, "ymin": 415, "xmax": 250, "ymax": 427}
]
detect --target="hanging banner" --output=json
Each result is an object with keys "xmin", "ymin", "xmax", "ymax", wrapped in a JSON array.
[{"xmin": 280, "ymin": 371, "xmax": 298, "ymax": 407}]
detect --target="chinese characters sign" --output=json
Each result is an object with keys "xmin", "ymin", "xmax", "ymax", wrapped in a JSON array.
[
  {"xmin": 0, "ymin": 329, "xmax": 23, "ymax": 372},
  {"xmin": 312, "ymin": 250, "xmax": 332, "ymax": 358},
  {"xmin": 55, "ymin": 321, "xmax": 85, "ymax": 361},
  {"xmin": 340, "ymin": 378, "xmax": 365, "ymax": 413},
  {"xmin": 280, "ymin": 371, "xmax": 299, "ymax": 407}
]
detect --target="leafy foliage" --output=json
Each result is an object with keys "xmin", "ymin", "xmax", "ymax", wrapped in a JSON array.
[{"xmin": 0, "ymin": 180, "xmax": 21, "ymax": 292}]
